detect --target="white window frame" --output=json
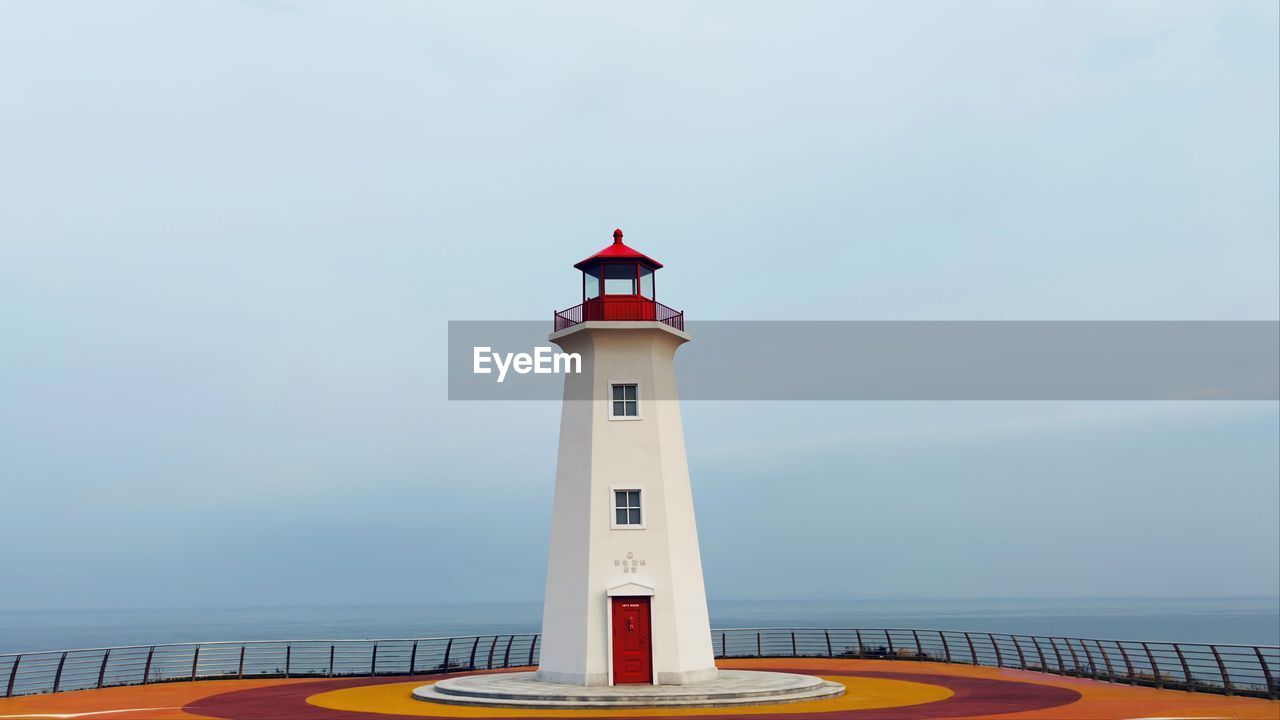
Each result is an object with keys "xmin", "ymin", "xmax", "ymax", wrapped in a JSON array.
[
  {"xmin": 610, "ymin": 486, "xmax": 646, "ymax": 530},
  {"xmin": 608, "ymin": 381, "xmax": 641, "ymax": 421}
]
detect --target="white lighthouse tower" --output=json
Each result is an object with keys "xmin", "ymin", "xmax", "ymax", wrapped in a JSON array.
[
  {"xmin": 412, "ymin": 231, "xmax": 843, "ymax": 707},
  {"xmin": 536, "ymin": 229, "xmax": 717, "ymax": 687}
]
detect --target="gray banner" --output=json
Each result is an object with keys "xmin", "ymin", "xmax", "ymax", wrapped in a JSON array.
[{"xmin": 448, "ymin": 321, "xmax": 1279, "ymax": 401}]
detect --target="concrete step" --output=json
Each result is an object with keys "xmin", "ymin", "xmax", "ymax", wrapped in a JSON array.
[
  {"xmin": 430, "ymin": 674, "xmax": 828, "ymax": 702},
  {"xmin": 412, "ymin": 670, "xmax": 845, "ymax": 709}
]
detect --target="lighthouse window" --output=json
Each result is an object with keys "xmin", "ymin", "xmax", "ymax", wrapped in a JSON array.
[
  {"xmin": 584, "ymin": 267, "xmax": 601, "ymax": 299},
  {"xmin": 604, "ymin": 263, "xmax": 638, "ymax": 295},
  {"xmin": 614, "ymin": 490, "xmax": 642, "ymax": 526},
  {"xmin": 639, "ymin": 267, "xmax": 654, "ymax": 298},
  {"xmin": 611, "ymin": 383, "xmax": 638, "ymax": 417}
]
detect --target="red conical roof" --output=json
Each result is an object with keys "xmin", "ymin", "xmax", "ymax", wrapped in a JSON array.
[{"xmin": 573, "ymin": 229, "xmax": 664, "ymax": 270}]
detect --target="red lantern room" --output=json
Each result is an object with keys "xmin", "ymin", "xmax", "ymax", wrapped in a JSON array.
[{"xmin": 553, "ymin": 229, "xmax": 684, "ymax": 332}]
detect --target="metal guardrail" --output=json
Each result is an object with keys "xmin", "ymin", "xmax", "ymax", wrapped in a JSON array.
[
  {"xmin": 716, "ymin": 628, "xmax": 1279, "ymax": 700},
  {"xmin": 1, "ymin": 628, "xmax": 1276, "ymax": 699},
  {"xmin": 553, "ymin": 299, "xmax": 684, "ymax": 332},
  {"xmin": 0, "ymin": 635, "xmax": 539, "ymax": 699}
]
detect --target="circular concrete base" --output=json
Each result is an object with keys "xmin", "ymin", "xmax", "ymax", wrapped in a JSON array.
[{"xmin": 411, "ymin": 670, "xmax": 845, "ymax": 709}]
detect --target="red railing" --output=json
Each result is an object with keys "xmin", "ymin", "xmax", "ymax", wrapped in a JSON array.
[{"xmin": 553, "ymin": 299, "xmax": 684, "ymax": 332}]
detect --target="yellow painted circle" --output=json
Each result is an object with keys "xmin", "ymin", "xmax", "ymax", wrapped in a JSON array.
[{"xmin": 307, "ymin": 675, "xmax": 953, "ymax": 717}]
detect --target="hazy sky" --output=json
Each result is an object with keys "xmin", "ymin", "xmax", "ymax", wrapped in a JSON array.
[{"xmin": 1, "ymin": 2, "xmax": 1277, "ymax": 611}]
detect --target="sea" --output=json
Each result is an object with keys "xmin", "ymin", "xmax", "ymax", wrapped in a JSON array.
[{"xmin": 1, "ymin": 597, "xmax": 1276, "ymax": 655}]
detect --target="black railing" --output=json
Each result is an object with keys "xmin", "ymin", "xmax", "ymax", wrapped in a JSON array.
[
  {"xmin": 2, "ymin": 628, "xmax": 1276, "ymax": 699},
  {"xmin": 552, "ymin": 303, "xmax": 582, "ymax": 331},
  {"xmin": 716, "ymin": 628, "xmax": 1278, "ymax": 699},
  {"xmin": 654, "ymin": 301, "xmax": 684, "ymax": 331},
  {"xmin": 553, "ymin": 300, "xmax": 684, "ymax": 332},
  {"xmin": 0, "ymin": 635, "xmax": 538, "ymax": 699}
]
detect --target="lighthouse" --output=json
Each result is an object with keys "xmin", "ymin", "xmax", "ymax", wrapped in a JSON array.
[
  {"xmin": 413, "ymin": 231, "xmax": 842, "ymax": 707},
  {"xmin": 536, "ymin": 229, "xmax": 717, "ymax": 687}
]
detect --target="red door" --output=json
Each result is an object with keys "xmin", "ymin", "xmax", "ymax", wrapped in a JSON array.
[{"xmin": 611, "ymin": 596, "xmax": 652, "ymax": 684}]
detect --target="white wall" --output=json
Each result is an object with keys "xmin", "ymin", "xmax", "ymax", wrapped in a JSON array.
[{"xmin": 537, "ymin": 322, "xmax": 717, "ymax": 686}]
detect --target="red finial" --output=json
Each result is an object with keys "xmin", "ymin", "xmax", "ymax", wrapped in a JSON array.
[{"xmin": 613, "ymin": 228, "xmax": 624, "ymax": 244}]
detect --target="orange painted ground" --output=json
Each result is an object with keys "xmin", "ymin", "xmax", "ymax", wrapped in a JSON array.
[{"xmin": 0, "ymin": 658, "xmax": 1274, "ymax": 720}]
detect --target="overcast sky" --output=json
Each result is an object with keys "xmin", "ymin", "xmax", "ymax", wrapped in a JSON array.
[{"xmin": 1, "ymin": 1, "xmax": 1277, "ymax": 611}]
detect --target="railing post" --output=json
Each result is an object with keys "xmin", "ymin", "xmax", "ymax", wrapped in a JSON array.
[
  {"xmin": 824, "ymin": 630, "xmax": 832, "ymax": 658},
  {"xmin": 856, "ymin": 630, "xmax": 865, "ymax": 657},
  {"xmin": 142, "ymin": 647, "xmax": 155, "ymax": 685},
  {"xmin": 468, "ymin": 637, "xmax": 479, "ymax": 671},
  {"xmin": 370, "ymin": 644, "xmax": 378, "ymax": 677},
  {"xmin": 1142, "ymin": 642, "xmax": 1163, "ymax": 689},
  {"xmin": 52, "ymin": 652, "xmax": 67, "ymax": 693},
  {"xmin": 1173, "ymin": 644, "xmax": 1195, "ymax": 692},
  {"xmin": 790, "ymin": 631, "xmax": 797, "ymax": 657},
  {"xmin": 939, "ymin": 632, "xmax": 951, "ymax": 663},
  {"xmin": 238, "ymin": 646, "xmax": 246, "ymax": 679},
  {"xmin": 5, "ymin": 655, "xmax": 20, "ymax": 698},
  {"xmin": 1031, "ymin": 637, "xmax": 1047, "ymax": 671},
  {"xmin": 1011, "ymin": 636, "xmax": 1027, "ymax": 669},
  {"xmin": 528, "ymin": 636, "xmax": 537, "ymax": 667},
  {"xmin": 911, "ymin": 630, "xmax": 923, "ymax": 660},
  {"xmin": 409, "ymin": 641, "xmax": 419, "ymax": 675},
  {"xmin": 328, "ymin": 645, "xmax": 334, "ymax": 678},
  {"xmin": 1078, "ymin": 639, "xmax": 1098, "ymax": 680},
  {"xmin": 191, "ymin": 646, "xmax": 200, "ymax": 682},
  {"xmin": 721, "ymin": 632, "xmax": 727, "ymax": 659},
  {"xmin": 486, "ymin": 637, "xmax": 498, "ymax": 669},
  {"xmin": 502, "ymin": 636, "xmax": 515, "ymax": 668},
  {"xmin": 1254, "ymin": 646, "xmax": 1275, "ymax": 700},
  {"xmin": 885, "ymin": 631, "xmax": 895, "ymax": 658},
  {"xmin": 1115, "ymin": 642, "xmax": 1136, "ymax": 684},
  {"xmin": 284, "ymin": 646, "xmax": 291, "ymax": 679},
  {"xmin": 1064, "ymin": 638, "xmax": 1082, "ymax": 676},
  {"xmin": 442, "ymin": 639, "xmax": 454, "ymax": 674},
  {"xmin": 1095, "ymin": 640, "xmax": 1115, "ymax": 682},
  {"xmin": 1209, "ymin": 645, "xmax": 1231, "ymax": 695},
  {"xmin": 1048, "ymin": 638, "xmax": 1065, "ymax": 673},
  {"xmin": 988, "ymin": 633, "xmax": 1003, "ymax": 668},
  {"xmin": 97, "ymin": 649, "xmax": 111, "ymax": 689},
  {"xmin": 756, "ymin": 632, "xmax": 761, "ymax": 657},
  {"xmin": 964, "ymin": 632, "xmax": 977, "ymax": 665}
]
